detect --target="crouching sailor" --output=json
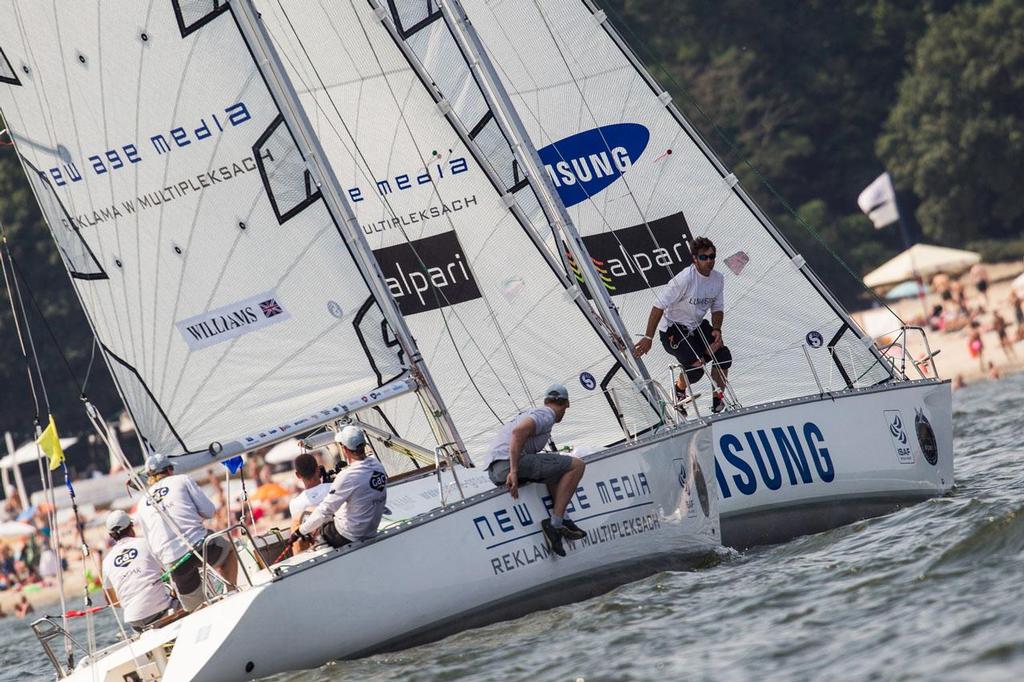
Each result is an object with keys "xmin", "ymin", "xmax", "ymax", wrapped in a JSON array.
[
  {"xmin": 290, "ymin": 426, "xmax": 388, "ymax": 551},
  {"xmin": 480, "ymin": 384, "xmax": 587, "ymax": 557},
  {"xmin": 101, "ymin": 510, "xmax": 178, "ymax": 632}
]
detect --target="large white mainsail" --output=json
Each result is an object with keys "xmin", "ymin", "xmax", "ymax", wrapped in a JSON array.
[
  {"xmin": 0, "ymin": 2, "xmax": 441, "ymax": 469},
  {"xmin": 253, "ymin": 0, "xmax": 661, "ymax": 456},
  {"xmin": 432, "ymin": 0, "xmax": 895, "ymax": 407}
]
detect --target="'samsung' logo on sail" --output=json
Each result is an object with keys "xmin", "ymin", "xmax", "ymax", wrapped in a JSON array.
[
  {"xmin": 175, "ymin": 291, "xmax": 291, "ymax": 351},
  {"xmin": 537, "ymin": 123, "xmax": 650, "ymax": 207}
]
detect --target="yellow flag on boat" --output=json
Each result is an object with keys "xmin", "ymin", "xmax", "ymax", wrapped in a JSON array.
[{"xmin": 36, "ymin": 415, "xmax": 65, "ymax": 471}]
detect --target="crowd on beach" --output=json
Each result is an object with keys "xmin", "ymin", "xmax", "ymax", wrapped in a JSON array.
[{"xmin": 897, "ymin": 262, "xmax": 1024, "ymax": 388}]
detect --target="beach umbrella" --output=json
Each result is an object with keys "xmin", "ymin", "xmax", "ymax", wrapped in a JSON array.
[
  {"xmin": 264, "ymin": 438, "xmax": 304, "ymax": 464},
  {"xmin": 863, "ymin": 244, "xmax": 981, "ymax": 289},
  {"xmin": 0, "ymin": 521, "xmax": 37, "ymax": 538},
  {"xmin": 885, "ymin": 280, "xmax": 930, "ymax": 300}
]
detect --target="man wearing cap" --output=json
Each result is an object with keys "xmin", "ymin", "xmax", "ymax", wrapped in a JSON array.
[
  {"xmin": 101, "ymin": 510, "xmax": 177, "ymax": 632},
  {"xmin": 136, "ymin": 453, "xmax": 238, "ymax": 611},
  {"xmin": 480, "ymin": 384, "xmax": 587, "ymax": 558},
  {"xmin": 291, "ymin": 426, "xmax": 387, "ymax": 550}
]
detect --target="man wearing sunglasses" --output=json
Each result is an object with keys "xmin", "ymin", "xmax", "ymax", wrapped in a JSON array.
[{"xmin": 632, "ymin": 236, "xmax": 732, "ymax": 414}]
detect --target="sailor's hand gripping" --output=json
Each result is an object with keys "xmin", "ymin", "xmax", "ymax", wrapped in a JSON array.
[{"xmin": 633, "ymin": 337, "xmax": 652, "ymax": 357}]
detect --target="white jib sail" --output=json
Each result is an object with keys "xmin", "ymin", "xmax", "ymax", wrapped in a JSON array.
[
  {"xmin": 0, "ymin": 2, "xmax": 418, "ymax": 469},
  {"xmin": 253, "ymin": 0, "xmax": 661, "ymax": 457},
  {"xmin": 448, "ymin": 0, "xmax": 895, "ymax": 407}
]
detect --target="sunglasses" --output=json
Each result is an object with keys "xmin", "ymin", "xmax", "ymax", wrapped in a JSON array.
[{"xmin": 695, "ymin": 253, "xmax": 716, "ymax": 261}]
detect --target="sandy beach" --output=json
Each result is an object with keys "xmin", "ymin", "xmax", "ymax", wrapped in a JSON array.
[{"xmin": 852, "ymin": 259, "xmax": 1024, "ymax": 385}]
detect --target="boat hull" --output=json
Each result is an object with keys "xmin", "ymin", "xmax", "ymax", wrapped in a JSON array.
[
  {"xmin": 69, "ymin": 427, "xmax": 719, "ymax": 681},
  {"xmin": 711, "ymin": 379, "xmax": 953, "ymax": 548}
]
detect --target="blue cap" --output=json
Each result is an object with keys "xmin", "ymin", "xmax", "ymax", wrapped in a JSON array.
[
  {"xmin": 145, "ymin": 453, "xmax": 172, "ymax": 474},
  {"xmin": 544, "ymin": 383, "xmax": 569, "ymax": 401},
  {"xmin": 335, "ymin": 425, "xmax": 366, "ymax": 450}
]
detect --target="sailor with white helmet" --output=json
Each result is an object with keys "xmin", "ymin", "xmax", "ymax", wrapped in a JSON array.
[
  {"xmin": 480, "ymin": 383, "xmax": 587, "ymax": 558},
  {"xmin": 101, "ymin": 510, "xmax": 177, "ymax": 632},
  {"xmin": 135, "ymin": 453, "xmax": 237, "ymax": 611},
  {"xmin": 291, "ymin": 426, "xmax": 387, "ymax": 550}
]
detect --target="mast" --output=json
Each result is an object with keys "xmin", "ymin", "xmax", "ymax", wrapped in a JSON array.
[
  {"xmin": 232, "ymin": 1, "xmax": 470, "ymax": 465},
  {"xmin": 435, "ymin": 0, "xmax": 658, "ymax": 398}
]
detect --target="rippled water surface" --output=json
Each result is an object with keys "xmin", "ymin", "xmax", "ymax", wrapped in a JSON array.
[{"xmin": 2, "ymin": 375, "xmax": 1022, "ymax": 680}]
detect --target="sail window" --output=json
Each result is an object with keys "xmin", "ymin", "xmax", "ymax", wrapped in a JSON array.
[
  {"xmin": 0, "ymin": 46, "xmax": 21, "ymax": 85},
  {"xmin": 172, "ymin": 0, "xmax": 230, "ymax": 38},
  {"xmin": 253, "ymin": 115, "xmax": 322, "ymax": 224}
]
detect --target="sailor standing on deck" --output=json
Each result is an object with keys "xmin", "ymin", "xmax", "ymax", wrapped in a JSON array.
[
  {"xmin": 633, "ymin": 236, "xmax": 733, "ymax": 414},
  {"xmin": 291, "ymin": 426, "xmax": 387, "ymax": 550},
  {"xmin": 101, "ymin": 510, "xmax": 177, "ymax": 632},
  {"xmin": 135, "ymin": 453, "xmax": 238, "ymax": 611},
  {"xmin": 480, "ymin": 384, "xmax": 587, "ymax": 558}
]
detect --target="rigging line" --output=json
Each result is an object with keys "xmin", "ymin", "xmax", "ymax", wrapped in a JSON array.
[
  {"xmin": 3, "ymin": 232, "xmax": 52, "ymax": 415},
  {"xmin": 1, "ymin": 232, "xmax": 43, "ymax": 421},
  {"xmin": 592, "ymin": 0, "xmax": 905, "ymax": 323},
  {"xmin": 6, "ymin": 245, "xmax": 87, "ymax": 397},
  {"xmin": 272, "ymin": 1, "xmax": 520, "ymax": 422},
  {"xmin": 312, "ymin": 0, "xmax": 532, "ymax": 409}
]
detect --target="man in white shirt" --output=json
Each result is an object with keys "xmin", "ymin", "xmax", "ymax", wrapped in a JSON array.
[
  {"xmin": 136, "ymin": 453, "xmax": 237, "ymax": 611},
  {"xmin": 101, "ymin": 510, "xmax": 176, "ymax": 632},
  {"xmin": 479, "ymin": 384, "xmax": 587, "ymax": 558},
  {"xmin": 633, "ymin": 237, "xmax": 733, "ymax": 414},
  {"xmin": 287, "ymin": 453, "xmax": 330, "ymax": 553},
  {"xmin": 291, "ymin": 426, "xmax": 387, "ymax": 550}
]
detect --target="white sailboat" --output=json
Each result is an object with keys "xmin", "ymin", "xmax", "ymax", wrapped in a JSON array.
[
  {"xmin": 0, "ymin": 0, "xmax": 952, "ymax": 679},
  {"xmin": 0, "ymin": 1, "xmax": 719, "ymax": 679},
  {"xmin": 400, "ymin": 0, "xmax": 953, "ymax": 547}
]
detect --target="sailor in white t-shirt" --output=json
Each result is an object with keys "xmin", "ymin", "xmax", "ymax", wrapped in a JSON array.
[
  {"xmin": 135, "ymin": 453, "xmax": 237, "ymax": 611},
  {"xmin": 634, "ymin": 237, "xmax": 733, "ymax": 414},
  {"xmin": 287, "ymin": 452, "xmax": 331, "ymax": 553},
  {"xmin": 291, "ymin": 426, "xmax": 387, "ymax": 551},
  {"xmin": 101, "ymin": 510, "xmax": 176, "ymax": 632}
]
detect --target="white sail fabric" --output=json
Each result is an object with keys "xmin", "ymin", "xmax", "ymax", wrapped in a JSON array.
[
  {"xmin": 0, "ymin": 2, "xmax": 410, "ymax": 469},
  {"xmin": 449, "ymin": 0, "xmax": 894, "ymax": 406},
  {"xmin": 254, "ymin": 0, "xmax": 659, "ymax": 458}
]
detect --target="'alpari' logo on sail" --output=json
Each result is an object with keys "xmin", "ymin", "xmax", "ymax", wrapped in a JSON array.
[
  {"xmin": 570, "ymin": 212, "xmax": 695, "ymax": 297},
  {"xmin": 537, "ymin": 123, "xmax": 650, "ymax": 207},
  {"xmin": 176, "ymin": 291, "xmax": 292, "ymax": 351}
]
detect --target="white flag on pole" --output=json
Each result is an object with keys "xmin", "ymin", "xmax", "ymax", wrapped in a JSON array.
[{"xmin": 857, "ymin": 172, "xmax": 899, "ymax": 229}]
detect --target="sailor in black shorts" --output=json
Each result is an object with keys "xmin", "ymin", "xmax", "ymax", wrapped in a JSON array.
[
  {"xmin": 634, "ymin": 236, "xmax": 733, "ymax": 414},
  {"xmin": 661, "ymin": 319, "xmax": 733, "ymax": 387}
]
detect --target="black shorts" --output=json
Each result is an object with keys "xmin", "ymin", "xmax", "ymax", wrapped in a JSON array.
[
  {"xmin": 169, "ymin": 535, "xmax": 231, "ymax": 595},
  {"xmin": 321, "ymin": 522, "xmax": 353, "ymax": 549},
  {"xmin": 660, "ymin": 319, "xmax": 732, "ymax": 384}
]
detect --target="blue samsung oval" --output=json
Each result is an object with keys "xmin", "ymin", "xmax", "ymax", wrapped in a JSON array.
[{"xmin": 537, "ymin": 123, "xmax": 650, "ymax": 207}]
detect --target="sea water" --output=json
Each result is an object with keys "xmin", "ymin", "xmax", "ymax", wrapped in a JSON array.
[{"xmin": 2, "ymin": 374, "xmax": 1021, "ymax": 681}]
